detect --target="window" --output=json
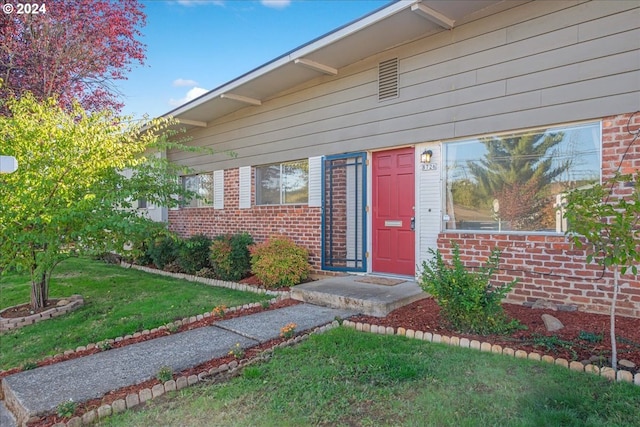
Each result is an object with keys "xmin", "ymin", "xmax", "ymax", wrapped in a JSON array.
[
  {"xmin": 181, "ymin": 173, "xmax": 213, "ymax": 208},
  {"xmin": 137, "ymin": 198, "xmax": 147, "ymax": 209},
  {"xmin": 444, "ymin": 122, "xmax": 600, "ymax": 233},
  {"xmin": 256, "ymin": 160, "xmax": 309, "ymax": 205}
]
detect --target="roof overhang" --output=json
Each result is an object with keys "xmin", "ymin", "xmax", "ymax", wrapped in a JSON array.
[{"xmin": 164, "ymin": 0, "xmax": 515, "ymax": 129}]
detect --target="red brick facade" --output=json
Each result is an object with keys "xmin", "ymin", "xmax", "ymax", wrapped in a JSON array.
[
  {"xmin": 169, "ymin": 112, "xmax": 639, "ymax": 317},
  {"xmin": 169, "ymin": 168, "xmax": 322, "ymax": 268},
  {"xmin": 438, "ymin": 112, "xmax": 640, "ymax": 318}
]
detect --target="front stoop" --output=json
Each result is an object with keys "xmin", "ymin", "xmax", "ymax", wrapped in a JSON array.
[
  {"xmin": 0, "ymin": 400, "xmax": 17, "ymax": 427},
  {"xmin": 292, "ymin": 276, "xmax": 428, "ymax": 317}
]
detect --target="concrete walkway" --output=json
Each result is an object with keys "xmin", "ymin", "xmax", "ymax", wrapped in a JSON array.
[{"xmin": 1, "ymin": 304, "xmax": 355, "ymax": 426}]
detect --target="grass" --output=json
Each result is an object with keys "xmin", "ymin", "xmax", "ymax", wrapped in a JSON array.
[
  {"xmin": 0, "ymin": 257, "xmax": 270, "ymax": 370},
  {"xmin": 98, "ymin": 328, "xmax": 640, "ymax": 427}
]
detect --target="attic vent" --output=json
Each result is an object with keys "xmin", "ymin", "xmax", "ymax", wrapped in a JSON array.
[{"xmin": 378, "ymin": 58, "xmax": 398, "ymax": 101}]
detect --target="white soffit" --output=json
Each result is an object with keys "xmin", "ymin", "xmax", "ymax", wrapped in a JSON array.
[{"xmin": 167, "ymin": 0, "xmax": 506, "ymax": 127}]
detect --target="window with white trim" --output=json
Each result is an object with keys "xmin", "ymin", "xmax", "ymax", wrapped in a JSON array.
[
  {"xmin": 444, "ymin": 122, "xmax": 601, "ymax": 233},
  {"xmin": 256, "ymin": 160, "xmax": 309, "ymax": 205},
  {"xmin": 181, "ymin": 172, "xmax": 213, "ymax": 208}
]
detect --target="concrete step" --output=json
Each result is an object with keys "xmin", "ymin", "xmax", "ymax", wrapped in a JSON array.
[
  {"xmin": 0, "ymin": 400, "xmax": 17, "ymax": 427},
  {"xmin": 292, "ymin": 276, "xmax": 428, "ymax": 317}
]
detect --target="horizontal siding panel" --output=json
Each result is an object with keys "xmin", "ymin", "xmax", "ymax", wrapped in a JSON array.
[
  {"xmin": 506, "ymin": 1, "xmax": 636, "ymax": 43},
  {"xmin": 577, "ymin": 5, "xmax": 640, "ymax": 42},
  {"xmin": 540, "ymin": 72, "xmax": 638, "ymax": 106},
  {"xmin": 168, "ymin": 2, "xmax": 639, "ymax": 173},
  {"xmin": 404, "ymin": 26, "xmax": 578, "ymax": 86},
  {"xmin": 506, "ymin": 50, "xmax": 639, "ymax": 95},
  {"xmin": 477, "ymin": 28, "xmax": 639, "ymax": 84},
  {"xmin": 453, "ymin": 92, "xmax": 639, "ymax": 137}
]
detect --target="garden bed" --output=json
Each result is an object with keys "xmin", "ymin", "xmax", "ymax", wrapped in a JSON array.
[{"xmin": 351, "ymin": 297, "xmax": 640, "ymax": 371}]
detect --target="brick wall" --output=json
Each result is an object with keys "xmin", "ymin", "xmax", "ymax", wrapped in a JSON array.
[
  {"xmin": 438, "ymin": 112, "xmax": 640, "ymax": 318},
  {"xmin": 169, "ymin": 168, "xmax": 322, "ymax": 269},
  {"xmin": 168, "ymin": 112, "xmax": 639, "ymax": 317}
]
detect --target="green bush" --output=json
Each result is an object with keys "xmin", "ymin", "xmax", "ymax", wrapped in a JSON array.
[
  {"xmin": 210, "ymin": 232, "xmax": 254, "ymax": 281},
  {"xmin": 133, "ymin": 242, "xmax": 154, "ymax": 266},
  {"xmin": 250, "ymin": 236, "xmax": 309, "ymax": 288},
  {"xmin": 148, "ymin": 234, "xmax": 180, "ymax": 270},
  {"xmin": 419, "ymin": 242, "xmax": 519, "ymax": 335},
  {"xmin": 177, "ymin": 234, "xmax": 212, "ymax": 274}
]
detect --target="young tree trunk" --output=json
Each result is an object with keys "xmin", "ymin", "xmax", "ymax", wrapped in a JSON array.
[
  {"xmin": 610, "ymin": 266, "xmax": 619, "ymax": 371},
  {"xmin": 30, "ymin": 271, "xmax": 49, "ymax": 311}
]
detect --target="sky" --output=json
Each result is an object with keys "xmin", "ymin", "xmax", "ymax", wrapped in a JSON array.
[{"xmin": 118, "ymin": 0, "xmax": 392, "ymax": 120}]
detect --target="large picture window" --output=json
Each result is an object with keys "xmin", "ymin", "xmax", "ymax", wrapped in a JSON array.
[
  {"xmin": 181, "ymin": 173, "xmax": 213, "ymax": 208},
  {"xmin": 256, "ymin": 160, "xmax": 309, "ymax": 205},
  {"xmin": 444, "ymin": 122, "xmax": 600, "ymax": 233}
]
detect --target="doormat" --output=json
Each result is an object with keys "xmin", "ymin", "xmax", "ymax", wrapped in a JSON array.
[{"xmin": 354, "ymin": 277, "xmax": 405, "ymax": 286}]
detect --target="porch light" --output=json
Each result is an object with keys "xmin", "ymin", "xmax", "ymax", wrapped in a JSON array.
[{"xmin": 421, "ymin": 149, "xmax": 433, "ymax": 164}]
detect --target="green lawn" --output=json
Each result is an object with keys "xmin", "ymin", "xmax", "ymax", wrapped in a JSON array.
[
  {"xmin": 98, "ymin": 328, "xmax": 640, "ymax": 427},
  {"xmin": 0, "ymin": 258, "xmax": 270, "ymax": 370}
]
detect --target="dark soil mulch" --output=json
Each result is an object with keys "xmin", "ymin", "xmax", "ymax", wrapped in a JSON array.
[{"xmin": 351, "ymin": 297, "xmax": 640, "ymax": 369}]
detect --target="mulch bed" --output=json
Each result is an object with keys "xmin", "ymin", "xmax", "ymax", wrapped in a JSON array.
[
  {"xmin": 7, "ymin": 270, "xmax": 640, "ymax": 426},
  {"xmin": 351, "ymin": 297, "xmax": 640, "ymax": 370}
]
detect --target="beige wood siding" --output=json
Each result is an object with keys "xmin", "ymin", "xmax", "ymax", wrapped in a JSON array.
[{"xmin": 169, "ymin": 1, "xmax": 639, "ymax": 171}]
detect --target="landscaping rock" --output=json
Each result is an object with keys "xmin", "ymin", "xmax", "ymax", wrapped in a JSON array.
[
  {"xmin": 532, "ymin": 299, "xmax": 558, "ymax": 311},
  {"xmin": 589, "ymin": 355, "xmax": 608, "ymax": 365},
  {"xmin": 541, "ymin": 314, "xmax": 564, "ymax": 331},
  {"xmin": 56, "ymin": 299, "xmax": 70, "ymax": 307},
  {"xmin": 619, "ymin": 359, "xmax": 636, "ymax": 369}
]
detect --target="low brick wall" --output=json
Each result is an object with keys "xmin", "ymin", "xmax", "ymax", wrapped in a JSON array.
[
  {"xmin": 0, "ymin": 295, "xmax": 84, "ymax": 332},
  {"xmin": 437, "ymin": 234, "xmax": 640, "ymax": 318}
]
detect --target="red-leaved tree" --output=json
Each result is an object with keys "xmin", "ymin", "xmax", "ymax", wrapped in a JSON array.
[{"xmin": 0, "ymin": 0, "xmax": 145, "ymax": 113}]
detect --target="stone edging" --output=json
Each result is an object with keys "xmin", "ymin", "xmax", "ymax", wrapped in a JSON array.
[
  {"xmin": 2, "ymin": 296, "xmax": 288, "ymax": 375},
  {"xmin": 120, "ymin": 262, "xmax": 291, "ymax": 298},
  {"xmin": 0, "ymin": 295, "xmax": 84, "ymax": 332},
  {"xmin": 44, "ymin": 321, "xmax": 341, "ymax": 427},
  {"xmin": 341, "ymin": 320, "xmax": 640, "ymax": 386}
]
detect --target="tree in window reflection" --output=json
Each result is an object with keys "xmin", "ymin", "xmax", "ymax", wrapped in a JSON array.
[
  {"xmin": 468, "ymin": 131, "xmax": 570, "ymax": 231},
  {"xmin": 257, "ymin": 161, "xmax": 308, "ymax": 205}
]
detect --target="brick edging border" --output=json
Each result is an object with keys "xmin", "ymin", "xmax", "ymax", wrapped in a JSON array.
[
  {"xmin": 44, "ymin": 321, "xmax": 341, "ymax": 427},
  {"xmin": 119, "ymin": 262, "xmax": 291, "ymax": 298},
  {"xmin": 0, "ymin": 295, "xmax": 84, "ymax": 332},
  {"xmin": 341, "ymin": 320, "xmax": 640, "ymax": 385},
  {"xmin": 19, "ymin": 318, "xmax": 640, "ymax": 427}
]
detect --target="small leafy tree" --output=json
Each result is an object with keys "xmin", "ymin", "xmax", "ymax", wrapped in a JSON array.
[
  {"xmin": 564, "ymin": 172, "xmax": 640, "ymax": 371},
  {"xmin": 0, "ymin": 93, "xmax": 195, "ymax": 310}
]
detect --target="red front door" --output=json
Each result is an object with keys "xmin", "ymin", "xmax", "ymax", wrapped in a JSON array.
[{"xmin": 372, "ymin": 147, "xmax": 415, "ymax": 276}]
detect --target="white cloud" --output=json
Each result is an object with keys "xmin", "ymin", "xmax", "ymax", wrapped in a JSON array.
[
  {"xmin": 169, "ymin": 87, "xmax": 209, "ymax": 107},
  {"xmin": 172, "ymin": 78, "xmax": 199, "ymax": 87},
  {"xmin": 261, "ymin": 0, "xmax": 291, "ymax": 9}
]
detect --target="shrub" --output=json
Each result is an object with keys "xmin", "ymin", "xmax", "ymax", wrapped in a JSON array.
[
  {"xmin": 177, "ymin": 234, "xmax": 212, "ymax": 274},
  {"xmin": 131, "ymin": 241, "xmax": 154, "ymax": 266},
  {"xmin": 250, "ymin": 236, "xmax": 309, "ymax": 288},
  {"xmin": 195, "ymin": 267, "xmax": 217, "ymax": 279},
  {"xmin": 210, "ymin": 232, "xmax": 254, "ymax": 281},
  {"xmin": 148, "ymin": 234, "xmax": 180, "ymax": 270},
  {"xmin": 419, "ymin": 242, "xmax": 519, "ymax": 335},
  {"xmin": 163, "ymin": 261, "xmax": 184, "ymax": 273}
]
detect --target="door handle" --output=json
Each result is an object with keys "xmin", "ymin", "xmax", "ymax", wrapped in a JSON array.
[{"xmin": 410, "ymin": 217, "xmax": 415, "ymax": 231}]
